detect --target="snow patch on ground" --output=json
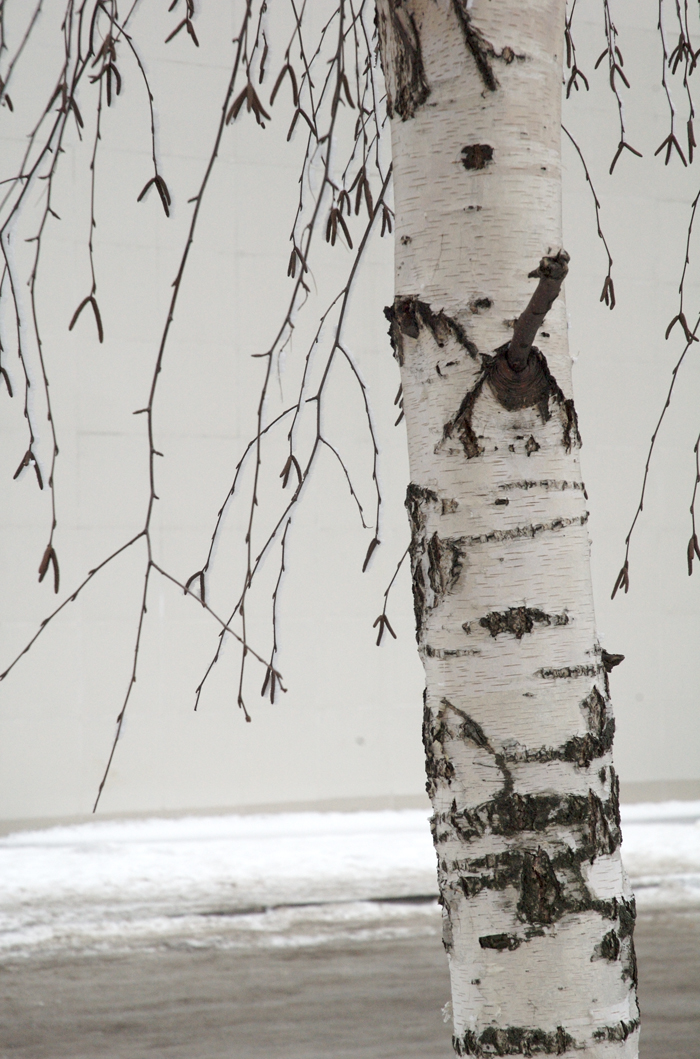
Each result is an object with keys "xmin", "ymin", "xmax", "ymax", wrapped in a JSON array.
[{"xmin": 1, "ymin": 803, "xmax": 698, "ymax": 958}]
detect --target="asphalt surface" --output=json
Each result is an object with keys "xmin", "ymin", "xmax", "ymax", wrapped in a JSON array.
[{"xmin": 1, "ymin": 910, "xmax": 697, "ymax": 1058}]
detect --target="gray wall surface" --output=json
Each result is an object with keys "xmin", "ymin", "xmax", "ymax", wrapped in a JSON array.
[{"xmin": 0, "ymin": 1, "xmax": 698, "ymax": 823}]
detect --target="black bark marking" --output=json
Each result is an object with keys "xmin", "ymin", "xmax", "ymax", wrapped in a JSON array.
[
  {"xmin": 525, "ymin": 435, "xmax": 540, "ymax": 456},
  {"xmin": 470, "ymin": 297, "xmax": 492, "ymax": 313},
  {"xmin": 538, "ymin": 663, "xmax": 601, "ymax": 679},
  {"xmin": 445, "ymin": 374, "xmax": 487, "ymax": 458},
  {"xmin": 444, "ymin": 788, "xmax": 621, "ymax": 858},
  {"xmin": 454, "ymin": 1024, "xmax": 577, "ymax": 1057},
  {"xmin": 461, "ymin": 513, "xmax": 589, "ymax": 547},
  {"xmin": 479, "ymin": 932, "xmax": 521, "ymax": 951},
  {"xmin": 498, "ymin": 480, "xmax": 585, "ymax": 492},
  {"xmin": 423, "ymin": 645, "xmax": 480, "ymax": 659},
  {"xmin": 376, "ymin": 1, "xmax": 430, "ymax": 120},
  {"xmin": 384, "ymin": 296, "xmax": 478, "ymax": 367},
  {"xmin": 478, "ymin": 607, "xmax": 569, "ymax": 639},
  {"xmin": 450, "ymin": 1, "xmax": 498, "ymax": 92},
  {"xmin": 592, "ymin": 1018, "xmax": 640, "ymax": 1043},
  {"xmin": 462, "ymin": 144, "xmax": 493, "ymax": 170},
  {"xmin": 441, "ymin": 900, "xmax": 455, "ymax": 953}
]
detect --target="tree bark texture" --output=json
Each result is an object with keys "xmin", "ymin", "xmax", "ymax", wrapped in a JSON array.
[{"xmin": 377, "ymin": 1, "xmax": 640, "ymax": 1055}]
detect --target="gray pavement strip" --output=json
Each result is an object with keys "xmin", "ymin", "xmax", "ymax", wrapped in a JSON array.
[{"xmin": 0, "ymin": 909, "xmax": 697, "ymax": 1059}]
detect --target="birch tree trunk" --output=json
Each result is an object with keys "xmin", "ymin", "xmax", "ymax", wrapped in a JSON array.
[{"xmin": 377, "ymin": 2, "xmax": 640, "ymax": 1054}]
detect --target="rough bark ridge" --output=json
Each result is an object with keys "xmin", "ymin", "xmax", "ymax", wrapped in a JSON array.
[{"xmin": 377, "ymin": 1, "xmax": 640, "ymax": 1055}]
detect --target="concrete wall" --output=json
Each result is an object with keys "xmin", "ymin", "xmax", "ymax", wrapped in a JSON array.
[{"xmin": 0, "ymin": 1, "xmax": 698, "ymax": 824}]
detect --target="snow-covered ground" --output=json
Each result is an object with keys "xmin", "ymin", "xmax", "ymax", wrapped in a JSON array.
[{"xmin": 1, "ymin": 803, "xmax": 699, "ymax": 959}]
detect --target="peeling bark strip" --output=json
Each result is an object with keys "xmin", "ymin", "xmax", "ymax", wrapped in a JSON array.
[
  {"xmin": 375, "ymin": 1, "xmax": 430, "ymax": 120},
  {"xmin": 384, "ymin": 296, "xmax": 478, "ymax": 367}
]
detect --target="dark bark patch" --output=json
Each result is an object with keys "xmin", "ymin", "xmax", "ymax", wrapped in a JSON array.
[
  {"xmin": 376, "ymin": 1, "xmax": 430, "ymax": 120},
  {"xmin": 446, "ymin": 788, "xmax": 621, "ymax": 859},
  {"xmin": 470, "ymin": 297, "xmax": 492, "ymax": 313},
  {"xmin": 562, "ymin": 398, "xmax": 582, "ymax": 451},
  {"xmin": 461, "ymin": 143, "xmax": 493, "ymax": 170},
  {"xmin": 423, "ymin": 700, "xmax": 455, "ymax": 799},
  {"xmin": 454, "ymin": 1024, "xmax": 577, "ymax": 1057},
  {"xmin": 384, "ymin": 296, "xmax": 478, "ymax": 367},
  {"xmin": 407, "ymin": 485, "xmax": 466, "ymax": 637},
  {"xmin": 406, "ymin": 481, "xmax": 466, "ymax": 637},
  {"xmin": 594, "ymin": 928, "xmax": 621, "ymax": 961},
  {"xmin": 478, "ymin": 606, "xmax": 569, "ymax": 639},
  {"xmin": 558, "ymin": 687, "xmax": 615, "ymax": 767},
  {"xmin": 479, "ymin": 932, "xmax": 521, "ymax": 951},
  {"xmin": 592, "ymin": 1019, "xmax": 640, "ymax": 1043},
  {"xmin": 525, "ymin": 435, "xmax": 540, "ymax": 456},
  {"xmin": 518, "ymin": 848, "xmax": 564, "ymax": 925}
]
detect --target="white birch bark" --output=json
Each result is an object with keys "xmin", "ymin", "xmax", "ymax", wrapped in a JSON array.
[{"xmin": 377, "ymin": 1, "xmax": 640, "ymax": 1054}]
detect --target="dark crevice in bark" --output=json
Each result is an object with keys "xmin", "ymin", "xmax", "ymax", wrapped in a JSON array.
[
  {"xmin": 453, "ymin": 1023, "xmax": 577, "ymax": 1057},
  {"xmin": 385, "ymin": 296, "xmax": 478, "ymax": 367},
  {"xmin": 479, "ymin": 606, "xmax": 569, "ymax": 639},
  {"xmin": 376, "ymin": 1, "xmax": 430, "ymax": 120}
]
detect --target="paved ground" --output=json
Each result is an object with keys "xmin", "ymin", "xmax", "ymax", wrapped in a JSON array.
[{"xmin": 1, "ymin": 910, "xmax": 697, "ymax": 1058}]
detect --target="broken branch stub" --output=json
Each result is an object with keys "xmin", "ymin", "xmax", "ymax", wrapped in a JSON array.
[{"xmin": 488, "ymin": 250, "xmax": 569, "ymax": 412}]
